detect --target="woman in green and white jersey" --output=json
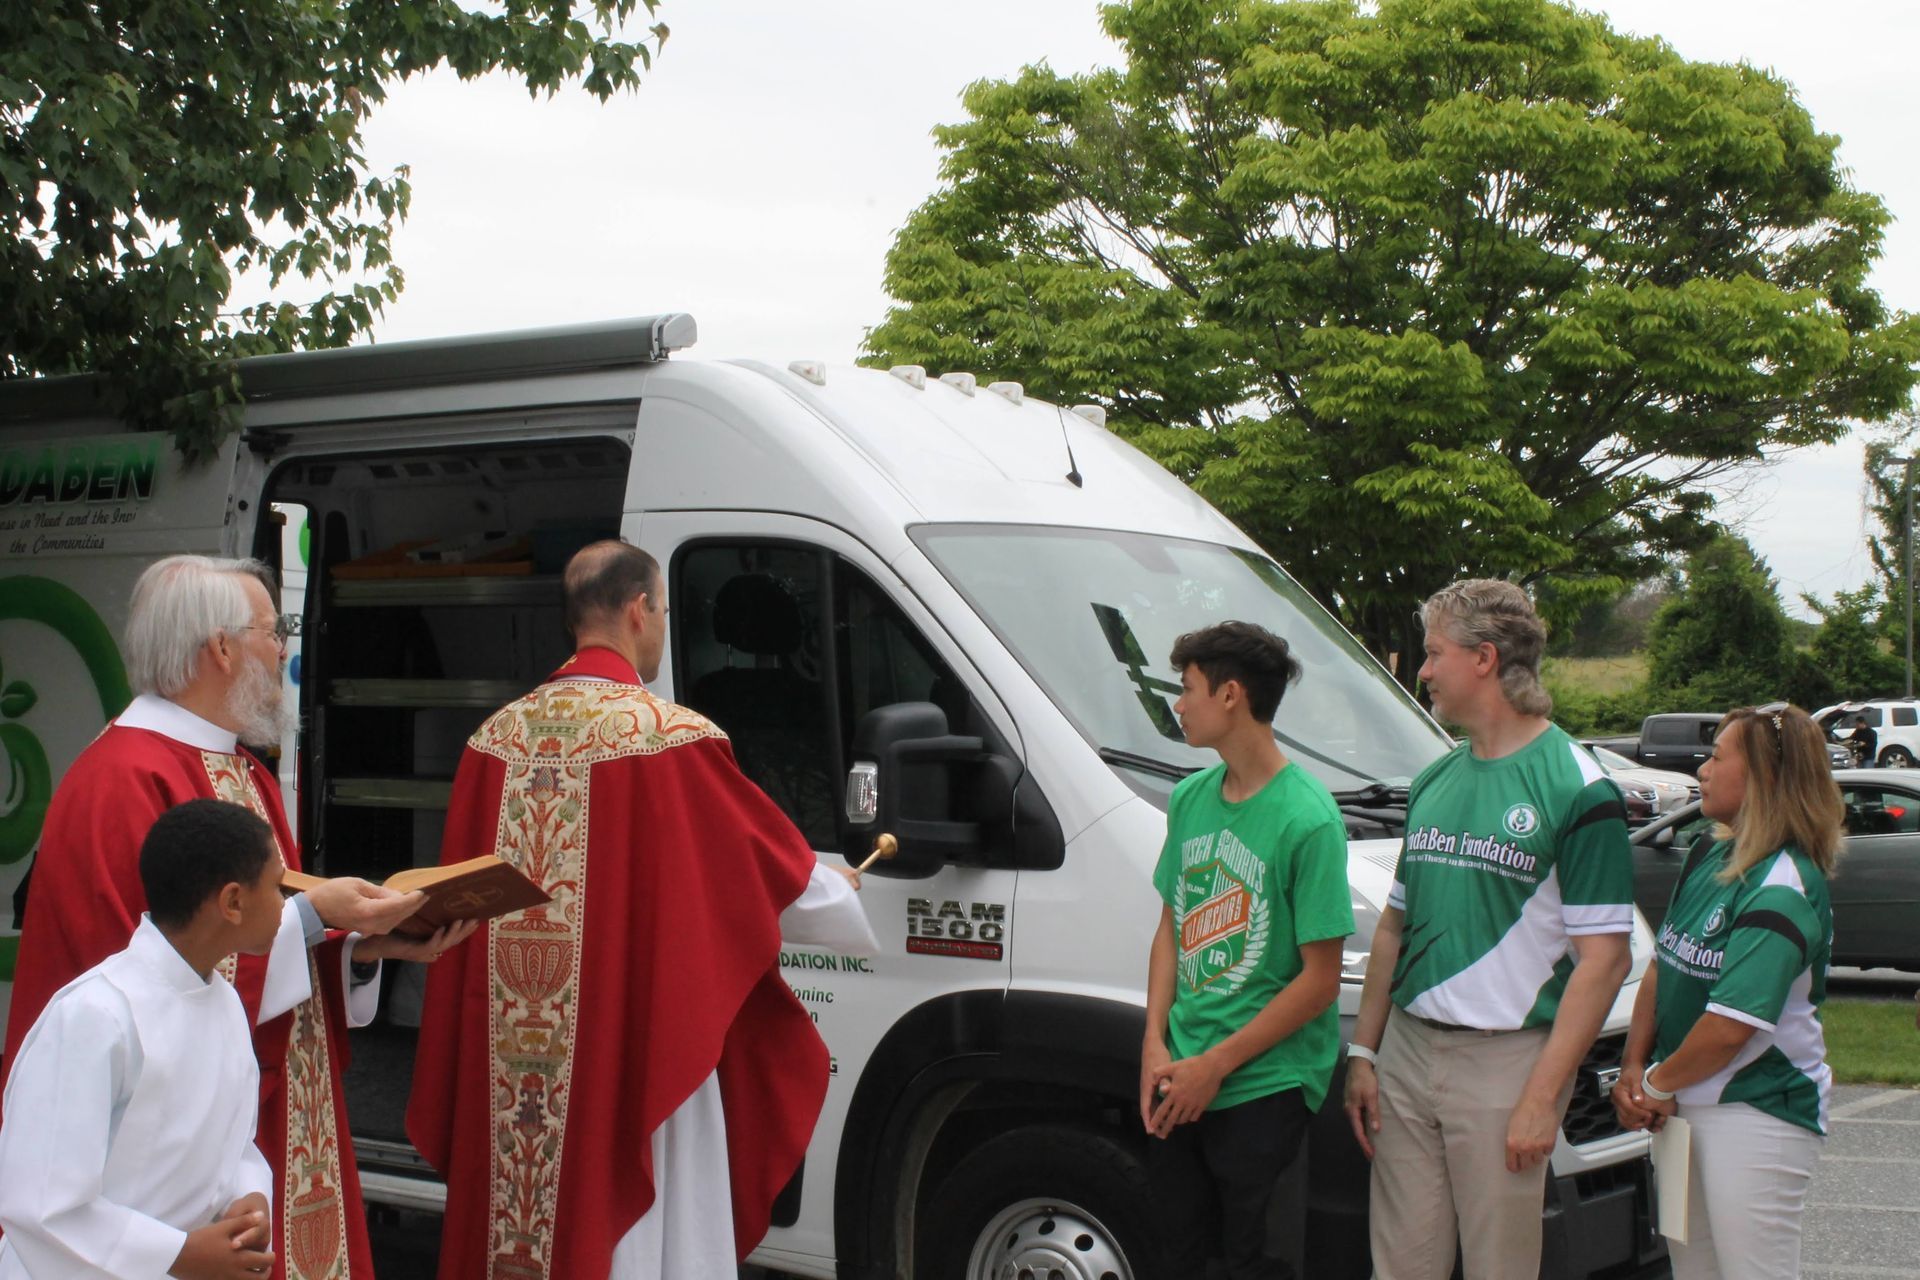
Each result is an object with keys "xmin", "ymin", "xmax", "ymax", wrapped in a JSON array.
[{"xmin": 1611, "ymin": 703, "xmax": 1842, "ymax": 1280}]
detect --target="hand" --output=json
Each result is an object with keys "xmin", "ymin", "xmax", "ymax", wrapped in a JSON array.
[
  {"xmin": 1505, "ymin": 1091, "xmax": 1561, "ymax": 1173},
  {"xmin": 1609, "ymin": 1063, "xmax": 1661, "ymax": 1133},
  {"xmin": 1139, "ymin": 1039, "xmax": 1173, "ymax": 1133},
  {"xmin": 218, "ymin": 1194, "xmax": 270, "ymax": 1251},
  {"xmin": 169, "ymin": 1210, "xmax": 274, "ymax": 1278},
  {"xmin": 301, "ymin": 879, "xmax": 426, "ymax": 936},
  {"xmin": 1146, "ymin": 1051, "xmax": 1225, "ymax": 1137},
  {"xmin": 1343, "ymin": 1057, "xmax": 1381, "ymax": 1159},
  {"xmin": 352, "ymin": 919, "xmax": 481, "ymax": 963},
  {"xmin": 835, "ymin": 865, "xmax": 863, "ymax": 891}
]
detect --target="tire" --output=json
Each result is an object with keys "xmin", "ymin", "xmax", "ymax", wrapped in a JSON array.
[
  {"xmin": 920, "ymin": 1124, "xmax": 1161, "ymax": 1280},
  {"xmin": 1880, "ymin": 746, "xmax": 1916, "ymax": 769}
]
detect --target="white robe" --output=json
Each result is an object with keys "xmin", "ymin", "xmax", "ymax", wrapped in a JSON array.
[
  {"xmin": 113, "ymin": 695, "xmax": 383, "ymax": 1028},
  {"xmin": 0, "ymin": 918, "xmax": 274, "ymax": 1280},
  {"xmin": 610, "ymin": 862, "xmax": 880, "ymax": 1279}
]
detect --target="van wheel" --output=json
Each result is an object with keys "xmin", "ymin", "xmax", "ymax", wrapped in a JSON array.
[
  {"xmin": 921, "ymin": 1124, "xmax": 1159, "ymax": 1280},
  {"xmin": 1881, "ymin": 746, "xmax": 1915, "ymax": 769}
]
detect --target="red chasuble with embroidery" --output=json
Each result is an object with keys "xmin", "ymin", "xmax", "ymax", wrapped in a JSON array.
[
  {"xmin": 407, "ymin": 646, "xmax": 829, "ymax": 1280},
  {"xmin": 0, "ymin": 722, "xmax": 372, "ymax": 1280}
]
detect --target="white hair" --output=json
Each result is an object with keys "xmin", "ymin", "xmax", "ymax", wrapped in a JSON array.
[{"xmin": 125, "ymin": 555, "xmax": 275, "ymax": 697}]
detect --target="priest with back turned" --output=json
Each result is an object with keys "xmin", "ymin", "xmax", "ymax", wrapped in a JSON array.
[
  {"xmin": 408, "ymin": 539, "xmax": 877, "ymax": 1280},
  {"xmin": 1, "ymin": 554, "xmax": 468, "ymax": 1280}
]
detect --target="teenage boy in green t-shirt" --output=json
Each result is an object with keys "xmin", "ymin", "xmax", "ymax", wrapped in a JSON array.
[{"xmin": 1142, "ymin": 621, "xmax": 1355, "ymax": 1280}]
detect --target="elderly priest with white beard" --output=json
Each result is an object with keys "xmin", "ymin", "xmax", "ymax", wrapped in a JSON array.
[{"xmin": 0, "ymin": 553, "xmax": 469, "ymax": 1280}]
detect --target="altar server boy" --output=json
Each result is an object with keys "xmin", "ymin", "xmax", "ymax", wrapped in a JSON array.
[{"xmin": 0, "ymin": 799, "xmax": 284, "ymax": 1279}]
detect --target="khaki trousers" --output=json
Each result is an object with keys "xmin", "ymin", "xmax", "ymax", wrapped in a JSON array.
[{"xmin": 1368, "ymin": 1007, "xmax": 1572, "ymax": 1280}]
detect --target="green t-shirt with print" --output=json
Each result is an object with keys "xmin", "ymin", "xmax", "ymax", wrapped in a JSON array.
[
  {"xmin": 1151, "ymin": 761, "xmax": 1355, "ymax": 1112},
  {"xmin": 1652, "ymin": 837, "xmax": 1833, "ymax": 1134}
]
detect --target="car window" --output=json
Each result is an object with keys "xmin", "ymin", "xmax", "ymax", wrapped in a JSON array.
[
  {"xmin": 674, "ymin": 543, "xmax": 840, "ymax": 847},
  {"xmin": 1895, "ymin": 707, "xmax": 1918, "ymax": 727},
  {"xmin": 1862, "ymin": 707, "xmax": 1885, "ymax": 727},
  {"xmin": 1838, "ymin": 786, "xmax": 1920, "ymax": 837},
  {"xmin": 1647, "ymin": 718, "xmax": 1713, "ymax": 746}
]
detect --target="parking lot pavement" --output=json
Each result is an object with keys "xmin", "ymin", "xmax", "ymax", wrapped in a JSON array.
[{"xmin": 1804, "ymin": 1085, "xmax": 1920, "ymax": 1278}]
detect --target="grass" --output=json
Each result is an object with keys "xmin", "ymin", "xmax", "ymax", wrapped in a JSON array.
[
  {"xmin": 1822, "ymin": 998, "xmax": 1920, "ymax": 1086},
  {"xmin": 1541, "ymin": 653, "xmax": 1649, "ymax": 697}
]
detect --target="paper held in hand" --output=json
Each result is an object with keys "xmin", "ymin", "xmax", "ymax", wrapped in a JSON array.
[
  {"xmin": 282, "ymin": 856, "xmax": 551, "ymax": 940},
  {"xmin": 1650, "ymin": 1115, "xmax": 1691, "ymax": 1245}
]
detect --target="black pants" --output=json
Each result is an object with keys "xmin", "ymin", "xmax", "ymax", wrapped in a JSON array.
[{"xmin": 1146, "ymin": 1087, "xmax": 1311, "ymax": 1280}]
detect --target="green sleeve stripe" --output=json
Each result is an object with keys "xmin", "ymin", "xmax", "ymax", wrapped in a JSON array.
[{"xmin": 1732, "ymin": 908, "xmax": 1809, "ymax": 965}]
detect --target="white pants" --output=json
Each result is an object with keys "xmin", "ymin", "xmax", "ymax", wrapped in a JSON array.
[{"xmin": 1671, "ymin": 1102, "xmax": 1823, "ymax": 1280}]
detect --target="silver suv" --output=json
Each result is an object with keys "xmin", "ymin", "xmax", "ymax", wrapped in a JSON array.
[{"xmin": 1816, "ymin": 700, "xmax": 1920, "ymax": 769}]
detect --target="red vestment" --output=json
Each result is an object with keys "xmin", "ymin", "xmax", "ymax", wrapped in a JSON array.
[
  {"xmin": 0, "ymin": 710, "xmax": 374, "ymax": 1280},
  {"xmin": 407, "ymin": 647, "xmax": 829, "ymax": 1280}
]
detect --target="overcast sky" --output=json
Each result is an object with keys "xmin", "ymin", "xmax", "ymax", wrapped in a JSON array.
[{"xmin": 353, "ymin": 0, "xmax": 1919, "ymax": 616}]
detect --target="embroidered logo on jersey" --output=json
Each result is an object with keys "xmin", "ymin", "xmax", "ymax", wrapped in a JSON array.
[
  {"xmin": 1176, "ymin": 829, "xmax": 1271, "ymax": 994},
  {"xmin": 1703, "ymin": 905, "xmax": 1728, "ymax": 937},
  {"xmin": 1502, "ymin": 803, "xmax": 1540, "ymax": 839}
]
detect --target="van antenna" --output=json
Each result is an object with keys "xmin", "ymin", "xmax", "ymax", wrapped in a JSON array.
[
  {"xmin": 1010, "ymin": 253, "xmax": 1084, "ymax": 488},
  {"xmin": 1055, "ymin": 404, "xmax": 1084, "ymax": 489}
]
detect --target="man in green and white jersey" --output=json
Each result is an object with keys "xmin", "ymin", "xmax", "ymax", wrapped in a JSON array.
[
  {"xmin": 1343, "ymin": 580, "xmax": 1633, "ymax": 1280},
  {"xmin": 1649, "ymin": 836, "xmax": 1833, "ymax": 1133}
]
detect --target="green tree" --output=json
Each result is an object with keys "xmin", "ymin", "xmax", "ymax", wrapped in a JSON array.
[
  {"xmin": 1862, "ymin": 407, "xmax": 1920, "ymax": 654},
  {"xmin": 2, "ymin": 1, "xmax": 667, "ymax": 458},
  {"xmin": 864, "ymin": 0, "xmax": 1920, "ymax": 674},
  {"xmin": 1645, "ymin": 534, "xmax": 1789, "ymax": 707},
  {"xmin": 1786, "ymin": 584, "xmax": 1903, "ymax": 709}
]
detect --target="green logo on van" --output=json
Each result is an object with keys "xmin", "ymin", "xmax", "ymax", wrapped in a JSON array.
[{"xmin": 0, "ymin": 577, "xmax": 131, "ymax": 981}]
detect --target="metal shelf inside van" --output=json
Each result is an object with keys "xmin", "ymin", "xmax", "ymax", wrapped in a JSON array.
[
  {"xmin": 330, "ymin": 576, "xmax": 561, "ymax": 607},
  {"xmin": 330, "ymin": 679, "xmax": 526, "ymax": 708},
  {"xmin": 329, "ymin": 778, "xmax": 454, "ymax": 810}
]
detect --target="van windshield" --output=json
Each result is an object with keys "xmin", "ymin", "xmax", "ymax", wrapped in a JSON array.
[{"xmin": 914, "ymin": 524, "xmax": 1451, "ymax": 805}]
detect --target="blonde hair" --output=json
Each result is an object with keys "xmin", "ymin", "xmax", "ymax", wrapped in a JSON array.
[
  {"xmin": 1713, "ymin": 705, "xmax": 1843, "ymax": 880},
  {"xmin": 1419, "ymin": 579, "xmax": 1552, "ymax": 717}
]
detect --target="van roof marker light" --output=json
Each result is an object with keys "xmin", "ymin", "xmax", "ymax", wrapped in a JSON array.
[
  {"xmin": 888, "ymin": 365, "xmax": 927, "ymax": 390},
  {"xmin": 788, "ymin": 360, "xmax": 826, "ymax": 386},
  {"xmin": 939, "ymin": 372, "xmax": 977, "ymax": 396},
  {"xmin": 987, "ymin": 381, "xmax": 1024, "ymax": 405},
  {"xmin": 1071, "ymin": 404, "xmax": 1107, "ymax": 429}
]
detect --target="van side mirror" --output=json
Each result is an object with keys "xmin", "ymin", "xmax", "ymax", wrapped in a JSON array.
[{"xmin": 844, "ymin": 702, "xmax": 1018, "ymax": 878}]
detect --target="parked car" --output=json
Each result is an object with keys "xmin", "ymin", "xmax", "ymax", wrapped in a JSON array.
[
  {"xmin": 1631, "ymin": 767, "xmax": 1920, "ymax": 970},
  {"xmin": 1584, "ymin": 745, "xmax": 1697, "ymax": 825},
  {"xmin": 1605, "ymin": 712, "xmax": 1850, "ymax": 775},
  {"xmin": 1814, "ymin": 700, "xmax": 1920, "ymax": 769}
]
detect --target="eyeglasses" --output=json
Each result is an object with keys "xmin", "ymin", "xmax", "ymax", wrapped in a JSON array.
[{"xmin": 232, "ymin": 614, "xmax": 302, "ymax": 644}]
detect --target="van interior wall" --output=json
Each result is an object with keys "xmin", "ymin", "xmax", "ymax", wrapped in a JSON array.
[{"xmin": 266, "ymin": 438, "xmax": 628, "ymax": 1144}]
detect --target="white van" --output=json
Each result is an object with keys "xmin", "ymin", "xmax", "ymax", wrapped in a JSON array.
[{"xmin": 0, "ymin": 317, "xmax": 1665, "ymax": 1280}]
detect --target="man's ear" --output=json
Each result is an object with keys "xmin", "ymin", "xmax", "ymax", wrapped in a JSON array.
[
  {"xmin": 204, "ymin": 632, "xmax": 238, "ymax": 679},
  {"xmin": 1473, "ymin": 642, "xmax": 1500, "ymax": 678},
  {"xmin": 216, "ymin": 881, "xmax": 247, "ymax": 925}
]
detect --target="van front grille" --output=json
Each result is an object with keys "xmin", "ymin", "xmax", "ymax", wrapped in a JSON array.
[{"xmin": 1563, "ymin": 1034, "xmax": 1630, "ymax": 1147}]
